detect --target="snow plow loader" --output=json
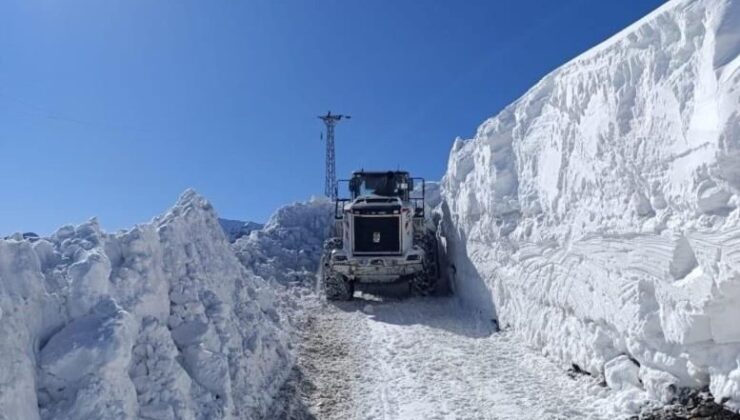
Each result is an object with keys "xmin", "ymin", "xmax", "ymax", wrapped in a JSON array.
[{"xmin": 321, "ymin": 170, "xmax": 439, "ymax": 300}]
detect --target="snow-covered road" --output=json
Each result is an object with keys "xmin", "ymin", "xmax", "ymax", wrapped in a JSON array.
[{"xmin": 274, "ymin": 295, "xmax": 622, "ymax": 420}]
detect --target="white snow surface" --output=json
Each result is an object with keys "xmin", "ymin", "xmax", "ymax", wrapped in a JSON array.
[
  {"xmin": 280, "ymin": 296, "xmax": 625, "ymax": 420},
  {"xmin": 232, "ymin": 197, "xmax": 333, "ymax": 285},
  {"xmin": 0, "ymin": 190, "xmax": 291, "ymax": 420},
  {"xmin": 442, "ymin": 0, "xmax": 740, "ymax": 412},
  {"xmin": 218, "ymin": 218, "xmax": 264, "ymax": 243}
]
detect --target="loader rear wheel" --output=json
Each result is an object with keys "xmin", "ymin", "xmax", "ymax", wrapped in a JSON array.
[
  {"xmin": 409, "ymin": 265, "xmax": 435, "ymax": 296},
  {"xmin": 409, "ymin": 231, "xmax": 439, "ymax": 296}
]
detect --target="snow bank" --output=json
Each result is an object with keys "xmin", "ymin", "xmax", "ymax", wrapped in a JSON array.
[
  {"xmin": 218, "ymin": 218, "xmax": 263, "ymax": 243},
  {"xmin": 232, "ymin": 197, "xmax": 333, "ymax": 286},
  {"xmin": 442, "ymin": 0, "xmax": 740, "ymax": 412},
  {"xmin": 0, "ymin": 190, "xmax": 291, "ymax": 420}
]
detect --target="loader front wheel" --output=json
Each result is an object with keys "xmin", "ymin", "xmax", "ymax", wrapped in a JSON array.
[
  {"xmin": 324, "ymin": 273, "xmax": 354, "ymax": 301},
  {"xmin": 321, "ymin": 237, "xmax": 354, "ymax": 301}
]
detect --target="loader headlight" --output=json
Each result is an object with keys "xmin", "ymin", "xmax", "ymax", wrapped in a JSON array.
[
  {"xmin": 406, "ymin": 254, "xmax": 421, "ymax": 261},
  {"xmin": 333, "ymin": 255, "xmax": 347, "ymax": 262}
]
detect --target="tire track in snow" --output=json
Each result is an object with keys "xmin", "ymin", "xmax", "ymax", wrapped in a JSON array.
[{"xmin": 274, "ymin": 296, "xmax": 622, "ymax": 419}]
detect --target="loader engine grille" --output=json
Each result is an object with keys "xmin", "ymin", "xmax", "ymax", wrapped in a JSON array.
[{"xmin": 353, "ymin": 215, "xmax": 400, "ymax": 254}]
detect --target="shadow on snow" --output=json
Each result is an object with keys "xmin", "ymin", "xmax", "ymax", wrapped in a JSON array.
[{"xmin": 330, "ymin": 294, "xmax": 496, "ymax": 339}]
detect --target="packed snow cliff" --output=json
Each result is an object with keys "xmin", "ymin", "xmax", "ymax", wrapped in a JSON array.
[
  {"xmin": 0, "ymin": 191, "xmax": 292, "ymax": 420},
  {"xmin": 442, "ymin": 0, "xmax": 740, "ymax": 412}
]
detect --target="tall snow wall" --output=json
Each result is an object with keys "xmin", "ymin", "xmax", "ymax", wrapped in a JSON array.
[
  {"xmin": 442, "ymin": 0, "xmax": 740, "ymax": 409},
  {"xmin": 0, "ymin": 190, "xmax": 291, "ymax": 420}
]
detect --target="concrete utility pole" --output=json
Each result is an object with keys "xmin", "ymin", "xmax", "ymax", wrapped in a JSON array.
[{"xmin": 318, "ymin": 111, "xmax": 350, "ymax": 200}]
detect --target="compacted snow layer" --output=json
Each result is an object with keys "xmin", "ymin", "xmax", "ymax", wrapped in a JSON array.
[
  {"xmin": 442, "ymin": 0, "xmax": 740, "ymax": 412},
  {"xmin": 218, "ymin": 218, "xmax": 264, "ymax": 243},
  {"xmin": 228, "ymin": 197, "xmax": 336, "ymax": 378},
  {"xmin": 276, "ymin": 296, "xmax": 625, "ymax": 420},
  {"xmin": 0, "ymin": 191, "xmax": 291, "ymax": 420},
  {"xmin": 232, "ymin": 197, "xmax": 334, "ymax": 285}
]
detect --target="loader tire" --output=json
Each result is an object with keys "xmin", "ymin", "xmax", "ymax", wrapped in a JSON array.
[
  {"xmin": 324, "ymin": 273, "xmax": 354, "ymax": 301},
  {"xmin": 409, "ymin": 231, "xmax": 439, "ymax": 296},
  {"xmin": 320, "ymin": 237, "xmax": 343, "ymax": 270},
  {"xmin": 321, "ymin": 238, "xmax": 354, "ymax": 301}
]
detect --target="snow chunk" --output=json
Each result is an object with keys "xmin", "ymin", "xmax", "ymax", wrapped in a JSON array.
[
  {"xmin": 38, "ymin": 298, "xmax": 137, "ymax": 419},
  {"xmin": 641, "ymin": 365, "xmax": 680, "ymax": 403},
  {"xmin": 605, "ymin": 356, "xmax": 641, "ymax": 391}
]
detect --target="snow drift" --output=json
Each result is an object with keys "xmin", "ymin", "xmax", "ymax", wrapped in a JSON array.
[
  {"xmin": 232, "ymin": 197, "xmax": 333, "ymax": 286},
  {"xmin": 218, "ymin": 219, "xmax": 264, "ymax": 243},
  {"xmin": 0, "ymin": 190, "xmax": 291, "ymax": 420},
  {"xmin": 442, "ymin": 0, "xmax": 740, "ymax": 411}
]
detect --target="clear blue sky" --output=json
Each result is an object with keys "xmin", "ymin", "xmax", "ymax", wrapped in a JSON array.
[{"xmin": 0, "ymin": 0, "xmax": 665, "ymax": 235}]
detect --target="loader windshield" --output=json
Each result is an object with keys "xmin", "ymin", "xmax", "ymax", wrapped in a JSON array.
[{"xmin": 350, "ymin": 172, "xmax": 411, "ymax": 200}]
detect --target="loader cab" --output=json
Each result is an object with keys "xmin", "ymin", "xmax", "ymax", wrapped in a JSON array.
[
  {"xmin": 349, "ymin": 171, "xmax": 412, "ymax": 201},
  {"xmin": 334, "ymin": 170, "xmax": 427, "ymax": 222}
]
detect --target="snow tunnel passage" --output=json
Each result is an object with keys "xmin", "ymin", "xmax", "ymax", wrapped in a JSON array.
[{"xmin": 271, "ymin": 295, "xmax": 617, "ymax": 420}]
